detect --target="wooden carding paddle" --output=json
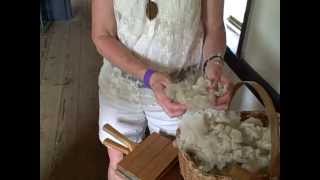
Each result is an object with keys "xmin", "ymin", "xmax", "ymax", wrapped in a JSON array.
[
  {"xmin": 103, "ymin": 124, "xmax": 178, "ymax": 180},
  {"xmin": 117, "ymin": 133, "xmax": 178, "ymax": 180}
]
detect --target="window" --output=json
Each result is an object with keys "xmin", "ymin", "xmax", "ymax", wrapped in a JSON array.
[{"xmin": 224, "ymin": 0, "xmax": 250, "ymax": 55}]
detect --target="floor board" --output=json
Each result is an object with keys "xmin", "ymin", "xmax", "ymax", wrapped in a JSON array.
[{"xmin": 40, "ymin": 0, "xmax": 106, "ymax": 179}]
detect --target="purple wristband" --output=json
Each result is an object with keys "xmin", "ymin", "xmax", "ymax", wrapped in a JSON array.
[{"xmin": 143, "ymin": 68, "xmax": 155, "ymax": 88}]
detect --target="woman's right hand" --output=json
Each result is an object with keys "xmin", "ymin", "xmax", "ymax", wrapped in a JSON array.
[{"xmin": 149, "ymin": 72, "xmax": 187, "ymax": 117}]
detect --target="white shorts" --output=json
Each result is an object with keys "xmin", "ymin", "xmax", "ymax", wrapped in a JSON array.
[{"xmin": 98, "ymin": 82, "xmax": 179, "ymax": 148}]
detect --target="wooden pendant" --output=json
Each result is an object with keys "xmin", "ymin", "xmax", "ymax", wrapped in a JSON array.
[{"xmin": 146, "ymin": 1, "xmax": 158, "ymax": 20}]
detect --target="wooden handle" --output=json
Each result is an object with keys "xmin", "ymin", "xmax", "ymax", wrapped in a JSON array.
[
  {"xmin": 230, "ymin": 81, "xmax": 280, "ymax": 178},
  {"xmin": 103, "ymin": 139, "xmax": 130, "ymax": 155},
  {"xmin": 103, "ymin": 124, "xmax": 137, "ymax": 152}
]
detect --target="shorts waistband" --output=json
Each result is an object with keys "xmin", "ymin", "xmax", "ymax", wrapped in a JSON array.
[{"xmin": 105, "ymin": 60, "xmax": 201, "ymax": 88}]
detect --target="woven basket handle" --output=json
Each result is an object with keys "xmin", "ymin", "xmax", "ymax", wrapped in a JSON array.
[{"xmin": 230, "ymin": 81, "xmax": 280, "ymax": 178}]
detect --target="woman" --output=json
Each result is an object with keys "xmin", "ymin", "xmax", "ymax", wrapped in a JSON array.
[{"xmin": 92, "ymin": 0, "xmax": 233, "ymax": 179}]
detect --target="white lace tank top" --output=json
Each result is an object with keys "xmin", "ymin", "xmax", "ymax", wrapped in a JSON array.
[{"xmin": 99, "ymin": 0, "xmax": 204, "ymax": 102}]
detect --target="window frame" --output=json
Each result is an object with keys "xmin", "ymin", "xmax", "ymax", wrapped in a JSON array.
[{"xmin": 235, "ymin": 0, "xmax": 252, "ymax": 58}]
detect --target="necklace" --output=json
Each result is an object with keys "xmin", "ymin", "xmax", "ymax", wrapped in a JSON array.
[{"xmin": 146, "ymin": 0, "xmax": 158, "ymax": 20}]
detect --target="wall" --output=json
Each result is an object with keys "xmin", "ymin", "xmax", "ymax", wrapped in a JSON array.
[
  {"xmin": 241, "ymin": 0, "xmax": 280, "ymax": 93},
  {"xmin": 225, "ymin": 65, "xmax": 264, "ymax": 111}
]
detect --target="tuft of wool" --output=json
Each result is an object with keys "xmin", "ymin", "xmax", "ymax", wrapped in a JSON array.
[{"xmin": 166, "ymin": 74, "xmax": 225, "ymax": 110}]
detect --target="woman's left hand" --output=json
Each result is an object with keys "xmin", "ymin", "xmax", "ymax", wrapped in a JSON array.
[{"xmin": 205, "ymin": 60, "xmax": 234, "ymax": 110}]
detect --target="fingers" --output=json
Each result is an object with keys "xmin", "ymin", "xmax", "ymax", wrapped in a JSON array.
[
  {"xmin": 161, "ymin": 75, "xmax": 171, "ymax": 86},
  {"xmin": 161, "ymin": 97, "xmax": 187, "ymax": 117},
  {"xmin": 209, "ymin": 73, "xmax": 234, "ymax": 110},
  {"xmin": 207, "ymin": 80, "xmax": 218, "ymax": 91},
  {"xmin": 172, "ymin": 140, "xmax": 177, "ymax": 148},
  {"xmin": 209, "ymin": 97, "xmax": 228, "ymax": 110},
  {"xmin": 219, "ymin": 77, "xmax": 234, "ymax": 104},
  {"xmin": 214, "ymin": 91, "xmax": 233, "ymax": 110},
  {"xmin": 164, "ymin": 99, "xmax": 187, "ymax": 111},
  {"xmin": 161, "ymin": 104, "xmax": 186, "ymax": 117},
  {"xmin": 206, "ymin": 68, "xmax": 222, "ymax": 82},
  {"xmin": 205, "ymin": 63, "xmax": 223, "ymax": 81},
  {"xmin": 154, "ymin": 82, "xmax": 187, "ymax": 117},
  {"xmin": 149, "ymin": 72, "xmax": 171, "ymax": 89},
  {"xmin": 220, "ymin": 74, "xmax": 233, "ymax": 89},
  {"xmin": 167, "ymin": 104, "xmax": 187, "ymax": 117},
  {"xmin": 215, "ymin": 95, "xmax": 231, "ymax": 109},
  {"xmin": 206, "ymin": 64, "xmax": 224, "ymax": 92}
]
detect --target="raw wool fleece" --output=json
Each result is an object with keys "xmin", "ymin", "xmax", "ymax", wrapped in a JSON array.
[
  {"xmin": 177, "ymin": 109, "xmax": 271, "ymax": 173},
  {"xmin": 166, "ymin": 72, "xmax": 226, "ymax": 109}
]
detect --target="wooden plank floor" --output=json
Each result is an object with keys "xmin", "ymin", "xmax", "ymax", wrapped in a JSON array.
[{"xmin": 40, "ymin": 0, "xmax": 107, "ymax": 179}]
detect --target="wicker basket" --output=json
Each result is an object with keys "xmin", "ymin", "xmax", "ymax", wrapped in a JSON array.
[{"xmin": 177, "ymin": 81, "xmax": 280, "ymax": 180}]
